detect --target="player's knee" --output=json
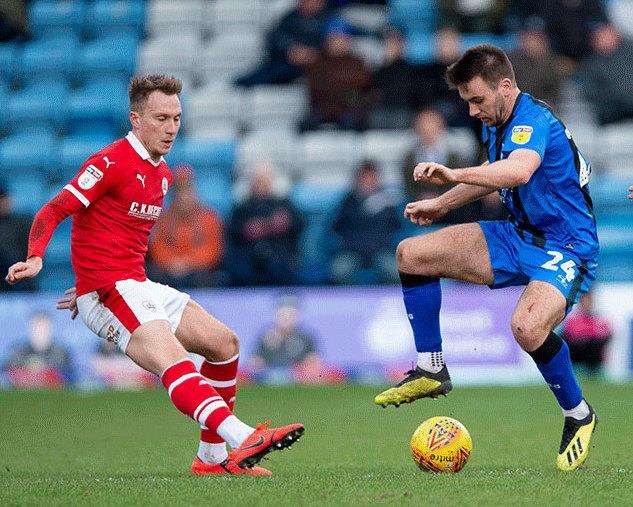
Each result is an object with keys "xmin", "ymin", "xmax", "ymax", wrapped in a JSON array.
[
  {"xmin": 216, "ymin": 328, "xmax": 240, "ymax": 359},
  {"xmin": 396, "ymin": 239, "xmax": 424, "ymax": 272},
  {"xmin": 511, "ymin": 315, "xmax": 548, "ymax": 352}
]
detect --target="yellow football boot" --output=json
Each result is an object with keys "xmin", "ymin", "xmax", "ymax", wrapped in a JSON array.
[
  {"xmin": 374, "ymin": 366, "xmax": 452, "ymax": 407},
  {"xmin": 556, "ymin": 404, "xmax": 597, "ymax": 471}
]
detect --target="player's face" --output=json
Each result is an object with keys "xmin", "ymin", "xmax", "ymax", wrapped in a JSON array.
[
  {"xmin": 131, "ymin": 91, "xmax": 182, "ymax": 159},
  {"xmin": 458, "ymin": 76, "xmax": 511, "ymax": 126}
]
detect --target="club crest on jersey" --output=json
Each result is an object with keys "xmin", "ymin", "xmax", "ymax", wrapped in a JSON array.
[
  {"xmin": 511, "ymin": 125, "xmax": 533, "ymax": 145},
  {"xmin": 77, "ymin": 165, "xmax": 103, "ymax": 190},
  {"xmin": 162, "ymin": 177, "xmax": 168, "ymax": 195}
]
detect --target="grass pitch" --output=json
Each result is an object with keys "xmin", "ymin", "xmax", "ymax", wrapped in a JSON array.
[{"xmin": 1, "ymin": 381, "xmax": 631, "ymax": 506}]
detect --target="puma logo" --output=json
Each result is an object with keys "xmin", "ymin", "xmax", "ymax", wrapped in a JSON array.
[
  {"xmin": 103, "ymin": 156, "xmax": 115, "ymax": 168},
  {"xmin": 136, "ymin": 173, "xmax": 146, "ymax": 188}
]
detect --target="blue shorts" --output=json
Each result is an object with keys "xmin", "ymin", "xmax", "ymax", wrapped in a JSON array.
[{"xmin": 478, "ymin": 220, "xmax": 597, "ymax": 312}]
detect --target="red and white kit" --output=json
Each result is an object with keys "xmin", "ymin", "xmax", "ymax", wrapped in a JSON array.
[{"xmin": 29, "ymin": 132, "xmax": 188, "ymax": 351}]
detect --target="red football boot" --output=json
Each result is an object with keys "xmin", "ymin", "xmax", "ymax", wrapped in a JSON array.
[
  {"xmin": 228, "ymin": 422, "xmax": 305, "ymax": 468},
  {"xmin": 191, "ymin": 456, "xmax": 272, "ymax": 476}
]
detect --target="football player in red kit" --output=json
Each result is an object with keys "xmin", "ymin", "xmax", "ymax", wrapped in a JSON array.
[{"xmin": 6, "ymin": 75, "xmax": 304, "ymax": 476}]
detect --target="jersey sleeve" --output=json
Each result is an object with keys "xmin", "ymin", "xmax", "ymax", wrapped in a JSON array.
[
  {"xmin": 504, "ymin": 115, "xmax": 550, "ymax": 160},
  {"xmin": 64, "ymin": 155, "xmax": 118, "ymax": 207}
]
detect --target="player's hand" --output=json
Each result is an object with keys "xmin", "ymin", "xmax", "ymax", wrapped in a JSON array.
[
  {"xmin": 404, "ymin": 198, "xmax": 447, "ymax": 226},
  {"xmin": 413, "ymin": 162, "xmax": 457, "ymax": 185},
  {"xmin": 57, "ymin": 286, "xmax": 78, "ymax": 320},
  {"xmin": 5, "ymin": 256, "xmax": 42, "ymax": 285},
  {"xmin": 628, "ymin": 185, "xmax": 633, "ymax": 200}
]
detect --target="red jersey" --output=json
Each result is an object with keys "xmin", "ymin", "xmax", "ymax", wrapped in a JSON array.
[{"xmin": 64, "ymin": 132, "xmax": 173, "ymax": 296}]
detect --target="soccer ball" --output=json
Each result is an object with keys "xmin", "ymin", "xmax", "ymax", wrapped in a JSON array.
[{"xmin": 410, "ymin": 416, "xmax": 472, "ymax": 473}]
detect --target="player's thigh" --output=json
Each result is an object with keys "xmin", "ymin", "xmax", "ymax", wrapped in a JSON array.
[
  {"xmin": 175, "ymin": 299, "xmax": 239, "ymax": 361},
  {"xmin": 510, "ymin": 280, "xmax": 566, "ymax": 352},
  {"xmin": 126, "ymin": 319, "xmax": 189, "ymax": 376},
  {"xmin": 396, "ymin": 223, "xmax": 494, "ymax": 285}
]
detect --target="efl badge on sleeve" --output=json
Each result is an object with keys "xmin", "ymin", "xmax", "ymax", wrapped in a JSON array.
[
  {"xmin": 77, "ymin": 165, "xmax": 104, "ymax": 190},
  {"xmin": 511, "ymin": 125, "xmax": 533, "ymax": 145},
  {"xmin": 162, "ymin": 177, "xmax": 168, "ymax": 195}
]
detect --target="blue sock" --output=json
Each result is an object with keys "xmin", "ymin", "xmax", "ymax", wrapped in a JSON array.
[
  {"xmin": 399, "ymin": 272, "xmax": 442, "ymax": 353},
  {"xmin": 528, "ymin": 332, "xmax": 583, "ymax": 410}
]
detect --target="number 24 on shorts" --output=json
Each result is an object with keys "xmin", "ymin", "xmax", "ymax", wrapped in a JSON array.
[{"xmin": 540, "ymin": 251, "xmax": 576, "ymax": 282}]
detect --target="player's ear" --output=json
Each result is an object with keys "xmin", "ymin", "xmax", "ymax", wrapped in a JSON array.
[
  {"xmin": 130, "ymin": 110, "xmax": 141, "ymax": 129},
  {"xmin": 499, "ymin": 78, "xmax": 513, "ymax": 95}
]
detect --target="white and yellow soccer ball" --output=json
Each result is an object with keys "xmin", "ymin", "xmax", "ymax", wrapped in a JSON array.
[{"xmin": 410, "ymin": 416, "xmax": 472, "ymax": 473}]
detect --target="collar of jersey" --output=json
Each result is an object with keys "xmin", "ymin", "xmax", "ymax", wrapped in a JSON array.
[{"xmin": 125, "ymin": 131, "xmax": 164, "ymax": 167}]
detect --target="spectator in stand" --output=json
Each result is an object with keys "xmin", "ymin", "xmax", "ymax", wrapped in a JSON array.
[
  {"xmin": 91, "ymin": 339, "xmax": 156, "ymax": 389},
  {"xmin": 0, "ymin": 183, "xmax": 36, "ymax": 292},
  {"xmin": 228, "ymin": 163, "xmax": 304, "ymax": 286},
  {"xmin": 402, "ymin": 109, "xmax": 491, "ymax": 224},
  {"xmin": 0, "ymin": 0, "xmax": 27, "ymax": 42},
  {"xmin": 234, "ymin": 0, "xmax": 331, "ymax": 87},
  {"xmin": 148, "ymin": 166, "xmax": 225, "ymax": 288},
  {"xmin": 412, "ymin": 28, "xmax": 473, "ymax": 128},
  {"xmin": 578, "ymin": 24, "xmax": 633, "ymax": 125},
  {"xmin": 301, "ymin": 17, "xmax": 373, "ymax": 131},
  {"xmin": 250, "ymin": 296, "xmax": 342, "ymax": 384},
  {"xmin": 370, "ymin": 27, "xmax": 418, "ymax": 129},
  {"xmin": 331, "ymin": 160, "xmax": 400, "ymax": 283},
  {"xmin": 562, "ymin": 290, "xmax": 612, "ymax": 376},
  {"xmin": 528, "ymin": 0, "xmax": 609, "ymax": 67},
  {"xmin": 438, "ymin": 0, "xmax": 509, "ymax": 34},
  {"xmin": 509, "ymin": 23, "xmax": 563, "ymax": 110},
  {"xmin": 4, "ymin": 311, "xmax": 76, "ymax": 388}
]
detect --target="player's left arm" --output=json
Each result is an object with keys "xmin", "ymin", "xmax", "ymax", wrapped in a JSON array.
[{"xmin": 451, "ymin": 149, "xmax": 541, "ymax": 188}]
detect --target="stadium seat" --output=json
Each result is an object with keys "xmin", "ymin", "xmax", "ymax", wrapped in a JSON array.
[
  {"xmin": 300, "ymin": 131, "xmax": 363, "ymax": 182},
  {"xmin": 341, "ymin": 5, "xmax": 388, "ymax": 32},
  {"xmin": 0, "ymin": 43, "xmax": 17, "ymax": 81},
  {"xmin": 461, "ymin": 33, "xmax": 518, "ymax": 53},
  {"xmin": 351, "ymin": 37, "xmax": 386, "ymax": 69},
  {"xmin": 6, "ymin": 173, "xmax": 47, "ymax": 215},
  {"xmin": 0, "ymin": 130, "xmax": 60, "ymax": 178},
  {"xmin": 59, "ymin": 136, "xmax": 113, "ymax": 180},
  {"xmin": 360, "ymin": 129, "xmax": 416, "ymax": 183},
  {"xmin": 196, "ymin": 31, "xmax": 264, "ymax": 83},
  {"xmin": 39, "ymin": 260, "xmax": 76, "ymax": 293},
  {"xmin": 67, "ymin": 79, "xmax": 128, "ymax": 130},
  {"xmin": 187, "ymin": 122, "xmax": 241, "ymax": 141},
  {"xmin": 5, "ymin": 79, "xmax": 69, "ymax": 131},
  {"xmin": 18, "ymin": 37, "xmax": 79, "ymax": 81},
  {"xmin": 243, "ymin": 85, "xmax": 308, "ymax": 132},
  {"xmin": 195, "ymin": 172, "xmax": 234, "ymax": 219},
  {"xmin": 405, "ymin": 30, "xmax": 435, "ymax": 65},
  {"xmin": 205, "ymin": 0, "xmax": 266, "ymax": 33},
  {"xmin": 85, "ymin": 0, "xmax": 146, "ymax": 38},
  {"xmin": 237, "ymin": 130, "xmax": 301, "ymax": 178},
  {"xmin": 28, "ymin": 0, "xmax": 86, "ymax": 38},
  {"xmin": 147, "ymin": 0, "xmax": 205, "ymax": 34},
  {"xmin": 181, "ymin": 139, "xmax": 237, "ymax": 174},
  {"xmin": 184, "ymin": 83, "xmax": 243, "ymax": 133},
  {"xmin": 388, "ymin": 0, "xmax": 436, "ymax": 34},
  {"xmin": 137, "ymin": 31, "xmax": 199, "ymax": 85},
  {"xmin": 600, "ymin": 122, "xmax": 633, "ymax": 172},
  {"xmin": 76, "ymin": 32, "xmax": 139, "ymax": 81}
]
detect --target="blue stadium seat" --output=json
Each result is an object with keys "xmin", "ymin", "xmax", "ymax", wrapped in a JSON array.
[
  {"xmin": 18, "ymin": 37, "xmax": 79, "ymax": 81},
  {"xmin": 405, "ymin": 30, "xmax": 435, "ymax": 65},
  {"xmin": 67, "ymin": 78, "xmax": 128, "ymax": 129},
  {"xmin": 461, "ymin": 33, "xmax": 518, "ymax": 52},
  {"xmin": 59, "ymin": 137, "xmax": 112, "ymax": 180},
  {"xmin": 388, "ymin": 0, "xmax": 437, "ymax": 34},
  {"xmin": 0, "ymin": 43, "xmax": 18, "ymax": 81},
  {"xmin": 6, "ymin": 173, "xmax": 47, "ymax": 215},
  {"xmin": 0, "ymin": 129, "xmax": 60, "ymax": 178},
  {"xmin": 39, "ymin": 260, "xmax": 76, "ymax": 293},
  {"xmin": 181, "ymin": 139, "xmax": 237, "ymax": 173},
  {"xmin": 85, "ymin": 0, "xmax": 146, "ymax": 38},
  {"xmin": 290, "ymin": 184, "xmax": 347, "ymax": 216},
  {"xmin": 76, "ymin": 32, "xmax": 139, "ymax": 80},
  {"xmin": 195, "ymin": 173, "xmax": 234, "ymax": 219},
  {"xmin": 5, "ymin": 79, "xmax": 69, "ymax": 130},
  {"xmin": 28, "ymin": 0, "xmax": 87, "ymax": 37}
]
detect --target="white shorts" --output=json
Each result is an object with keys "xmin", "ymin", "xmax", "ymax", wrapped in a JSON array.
[{"xmin": 76, "ymin": 278, "xmax": 190, "ymax": 352}]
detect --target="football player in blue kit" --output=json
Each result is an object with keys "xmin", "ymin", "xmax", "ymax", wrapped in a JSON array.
[{"xmin": 375, "ymin": 45, "xmax": 598, "ymax": 471}]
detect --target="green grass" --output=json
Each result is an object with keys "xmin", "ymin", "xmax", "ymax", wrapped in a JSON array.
[{"xmin": 0, "ymin": 382, "xmax": 631, "ymax": 506}]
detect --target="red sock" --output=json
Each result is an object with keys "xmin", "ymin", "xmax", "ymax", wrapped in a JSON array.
[
  {"xmin": 199, "ymin": 354, "xmax": 239, "ymax": 444},
  {"xmin": 161, "ymin": 359, "xmax": 232, "ymax": 431}
]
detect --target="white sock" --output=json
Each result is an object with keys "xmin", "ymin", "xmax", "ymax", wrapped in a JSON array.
[
  {"xmin": 216, "ymin": 415, "xmax": 255, "ymax": 449},
  {"xmin": 197, "ymin": 441, "xmax": 229, "ymax": 464},
  {"xmin": 417, "ymin": 352, "xmax": 445, "ymax": 373},
  {"xmin": 563, "ymin": 399, "xmax": 590, "ymax": 420}
]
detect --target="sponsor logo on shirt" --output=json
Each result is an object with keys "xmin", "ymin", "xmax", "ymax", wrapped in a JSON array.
[
  {"xmin": 511, "ymin": 125, "xmax": 533, "ymax": 145},
  {"xmin": 128, "ymin": 201, "xmax": 162, "ymax": 220},
  {"xmin": 162, "ymin": 177, "xmax": 168, "ymax": 196},
  {"xmin": 77, "ymin": 165, "xmax": 104, "ymax": 190}
]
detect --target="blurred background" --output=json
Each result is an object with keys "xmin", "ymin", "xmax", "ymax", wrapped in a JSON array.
[{"xmin": 0, "ymin": 0, "xmax": 631, "ymax": 390}]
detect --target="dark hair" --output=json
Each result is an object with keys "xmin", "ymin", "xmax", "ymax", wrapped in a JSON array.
[
  {"xmin": 129, "ymin": 74, "xmax": 182, "ymax": 112},
  {"xmin": 445, "ymin": 44, "xmax": 515, "ymax": 90}
]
